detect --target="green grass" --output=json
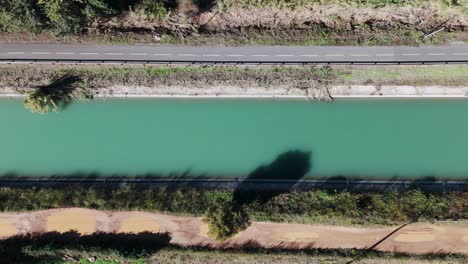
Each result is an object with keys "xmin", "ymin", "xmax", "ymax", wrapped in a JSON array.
[
  {"xmin": 0, "ymin": 186, "xmax": 466, "ymax": 226},
  {"xmin": 1, "ymin": 65, "xmax": 465, "ymax": 93},
  {"xmin": 336, "ymin": 65, "xmax": 468, "ymax": 86},
  {"xmin": 0, "ymin": 65, "xmax": 331, "ymax": 94},
  {"xmin": 17, "ymin": 246, "xmax": 468, "ymax": 264}
]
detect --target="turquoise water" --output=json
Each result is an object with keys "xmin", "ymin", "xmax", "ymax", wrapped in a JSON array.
[{"xmin": 1, "ymin": 98, "xmax": 468, "ymax": 179}]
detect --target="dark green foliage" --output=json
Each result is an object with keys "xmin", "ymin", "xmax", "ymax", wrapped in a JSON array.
[
  {"xmin": 38, "ymin": 0, "xmax": 116, "ymax": 34},
  {"xmin": 134, "ymin": 0, "xmax": 173, "ymax": 19},
  {"xmin": 0, "ymin": 186, "xmax": 466, "ymax": 225},
  {"xmin": 0, "ymin": 0, "xmax": 115, "ymax": 34},
  {"xmin": 203, "ymin": 198, "xmax": 250, "ymax": 240},
  {"xmin": 0, "ymin": 0, "xmax": 42, "ymax": 33}
]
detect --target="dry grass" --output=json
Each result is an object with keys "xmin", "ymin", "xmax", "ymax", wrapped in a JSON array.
[
  {"xmin": 334, "ymin": 65, "xmax": 468, "ymax": 86},
  {"xmin": 0, "ymin": 1, "xmax": 465, "ymax": 46},
  {"xmin": 0, "ymin": 65, "xmax": 465, "ymax": 94},
  {"xmin": 150, "ymin": 249, "xmax": 467, "ymax": 264},
  {"xmin": 0, "ymin": 65, "xmax": 334, "ymax": 100}
]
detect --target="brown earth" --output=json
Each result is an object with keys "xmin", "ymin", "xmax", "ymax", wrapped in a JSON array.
[{"xmin": 0, "ymin": 208, "xmax": 466, "ymax": 256}]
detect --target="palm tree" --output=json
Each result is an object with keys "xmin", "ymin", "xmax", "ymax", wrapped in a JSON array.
[{"xmin": 24, "ymin": 75, "xmax": 90, "ymax": 114}]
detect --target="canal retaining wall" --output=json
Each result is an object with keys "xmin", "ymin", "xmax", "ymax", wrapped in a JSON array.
[{"xmin": 1, "ymin": 85, "xmax": 468, "ymax": 98}]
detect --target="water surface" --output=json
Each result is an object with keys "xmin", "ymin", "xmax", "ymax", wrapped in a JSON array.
[{"xmin": 1, "ymin": 98, "xmax": 467, "ymax": 179}]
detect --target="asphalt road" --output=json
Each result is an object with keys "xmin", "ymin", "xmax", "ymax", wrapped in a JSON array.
[{"xmin": 1, "ymin": 44, "xmax": 467, "ymax": 64}]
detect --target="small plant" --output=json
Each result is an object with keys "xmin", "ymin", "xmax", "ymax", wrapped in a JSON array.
[{"xmin": 204, "ymin": 198, "xmax": 250, "ymax": 240}]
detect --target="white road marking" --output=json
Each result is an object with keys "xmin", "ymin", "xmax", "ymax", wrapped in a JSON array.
[
  {"xmin": 153, "ymin": 54, "xmax": 172, "ymax": 56},
  {"xmin": 251, "ymin": 54, "xmax": 269, "ymax": 57},
  {"xmin": 376, "ymin": 54, "xmax": 394, "ymax": 56},
  {"xmin": 453, "ymin": 53, "xmax": 468, "ymax": 56},
  {"xmin": 178, "ymin": 54, "xmax": 197, "ymax": 56},
  {"xmin": 275, "ymin": 54, "xmax": 294, "ymax": 57},
  {"xmin": 300, "ymin": 54, "xmax": 319, "ymax": 57},
  {"xmin": 226, "ymin": 54, "xmax": 245, "ymax": 57},
  {"xmin": 32, "ymin": 52, "xmax": 50, "ymax": 54},
  {"xmin": 428, "ymin": 53, "xmax": 445, "ymax": 56},
  {"xmin": 325, "ymin": 54, "xmax": 344, "ymax": 57},
  {"xmin": 351, "ymin": 54, "xmax": 369, "ymax": 57},
  {"xmin": 56, "ymin": 52, "xmax": 75, "ymax": 55},
  {"xmin": 7, "ymin": 52, "xmax": 25, "ymax": 54},
  {"xmin": 402, "ymin": 54, "xmax": 420, "ymax": 56},
  {"xmin": 202, "ymin": 54, "xmax": 221, "ymax": 57},
  {"xmin": 104, "ymin": 53, "xmax": 123, "ymax": 55},
  {"xmin": 80, "ymin": 53, "xmax": 99, "ymax": 55},
  {"xmin": 130, "ymin": 53, "xmax": 147, "ymax": 56}
]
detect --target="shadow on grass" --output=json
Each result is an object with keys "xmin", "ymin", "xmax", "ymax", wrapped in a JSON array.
[
  {"xmin": 170, "ymin": 241, "xmax": 467, "ymax": 263},
  {"xmin": 0, "ymin": 231, "xmax": 171, "ymax": 263}
]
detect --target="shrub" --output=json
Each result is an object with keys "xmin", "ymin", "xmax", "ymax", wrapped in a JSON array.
[
  {"xmin": 0, "ymin": 0, "xmax": 42, "ymax": 33},
  {"xmin": 204, "ymin": 198, "xmax": 250, "ymax": 240}
]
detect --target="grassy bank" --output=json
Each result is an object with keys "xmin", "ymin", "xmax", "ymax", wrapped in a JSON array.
[
  {"xmin": 335, "ymin": 65, "xmax": 468, "ymax": 86},
  {"xmin": 0, "ymin": 0, "xmax": 466, "ymax": 46},
  {"xmin": 16, "ymin": 247, "xmax": 466, "ymax": 264},
  {"xmin": 0, "ymin": 65, "xmax": 332, "ymax": 90},
  {"xmin": 8, "ymin": 238, "xmax": 468, "ymax": 264},
  {"xmin": 1, "ymin": 65, "xmax": 466, "ymax": 94},
  {"xmin": 0, "ymin": 186, "xmax": 466, "ymax": 226}
]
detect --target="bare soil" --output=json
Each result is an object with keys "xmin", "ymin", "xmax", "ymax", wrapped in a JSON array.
[{"xmin": 0, "ymin": 208, "xmax": 466, "ymax": 256}]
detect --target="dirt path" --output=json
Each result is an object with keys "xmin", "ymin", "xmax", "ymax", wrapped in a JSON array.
[{"xmin": 0, "ymin": 208, "xmax": 466, "ymax": 256}]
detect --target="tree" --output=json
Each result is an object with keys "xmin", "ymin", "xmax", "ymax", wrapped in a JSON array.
[
  {"xmin": 37, "ymin": 0, "xmax": 114, "ymax": 34},
  {"xmin": 23, "ymin": 75, "xmax": 91, "ymax": 114},
  {"xmin": 203, "ymin": 198, "xmax": 250, "ymax": 240}
]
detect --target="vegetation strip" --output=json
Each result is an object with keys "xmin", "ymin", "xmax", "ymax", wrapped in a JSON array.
[
  {"xmin": 1, "ymin": 1, "xmax": 466, "ymax": 46},
  {"xmin": 4, "ymin": 235, "xmax": 467, "ymax": 264},
  {"xmin": 0, "ymin": 186, "xmax": 466, "ymax": 226}
]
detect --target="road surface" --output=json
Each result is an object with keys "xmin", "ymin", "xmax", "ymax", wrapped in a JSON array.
[{"xmin": 1, "ymin": 44, "xmax": 467, "ymax": 64}]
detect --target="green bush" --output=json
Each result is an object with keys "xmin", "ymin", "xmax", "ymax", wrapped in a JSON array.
[
  {"xmin": 0, "ymin": 186, "xmax": 465, "ymax": 226},
  {"xmin": 0, "ymin": 0, "xmax": 115, "ymax": 35},
  {"xmin": 38, "ymin": 0, "xmax": 115, "ymax": 34},
  {"xmin": 204, "ymin": 198, "xmax": 250, "ymax": 240},
  {"xmin": 134, "ymin": 0, "xmax": 170, "ymax": 19},
  {"xmin": 0, "ymin": 0, "xmax": 42, "ymax": 33}
]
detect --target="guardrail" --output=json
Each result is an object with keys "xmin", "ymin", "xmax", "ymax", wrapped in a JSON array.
[{"xmin": 0, "ymin": 58, "xmax": 467, "ymax": 65}]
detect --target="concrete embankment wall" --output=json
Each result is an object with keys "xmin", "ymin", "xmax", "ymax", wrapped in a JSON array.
[{"xmin": 1, "ymin": 85, "xmax": 468, "ymax": 98}]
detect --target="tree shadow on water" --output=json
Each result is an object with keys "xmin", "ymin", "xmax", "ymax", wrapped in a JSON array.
[{"xmin": 233, "ymin": 150, "xmax": 311, "ymax": 206}]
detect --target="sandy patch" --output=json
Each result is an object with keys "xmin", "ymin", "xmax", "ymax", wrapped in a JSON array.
[
  {"xmin": 273, "ymin": 232, "xmax": 320, "ymax": 242},
  {"xmin": 199, "ymin": 223, "xmax": 210, "ymax": 238},
  {"xmin": 47, "ymin": 209, "xmax": 96, "ymax": 235},
  {"xmin": 462, "ymin": 235, "xmax": 468, "ymax": 243},
  {"xmin": 118, "ymin": 215, "xmax": 161, "ymax": 234},
  {"xmin": 394, "ymin": 232, "xmax": 435, "ymax": 242},
  {"xmin": 0, "ymin": 218, "xmax": 17, "ymax": 237}
]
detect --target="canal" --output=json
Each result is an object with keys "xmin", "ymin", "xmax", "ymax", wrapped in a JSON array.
[{"xmin": 1, "ymin": 98, "xmax": 467, "ymax": 179}]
